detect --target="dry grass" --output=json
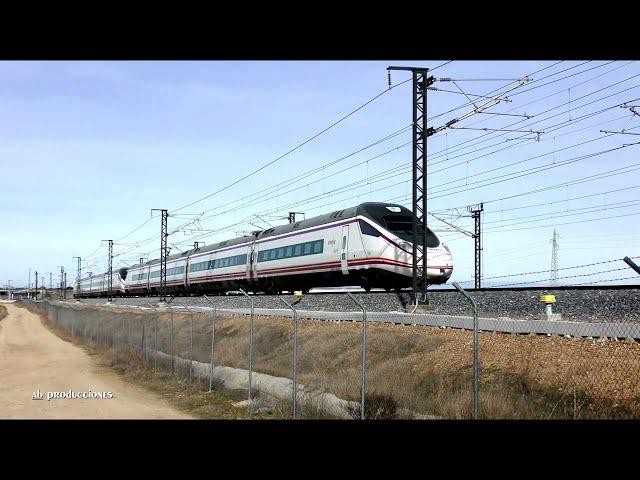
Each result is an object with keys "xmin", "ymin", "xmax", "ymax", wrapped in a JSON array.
[
  {"xmin": 22, "ymin": 301, "xmax": 640, "ymax": 419},
  {"xmin": 24, "ymin": 302, "xmax": 279, "ymax": 420},
  {"xmin": 182, "ymin": 314, "xmax": 640, "ymax": 419},
  {"xmin": 0, "ymin": 304, "xmax": 7, "ymax": 322}
]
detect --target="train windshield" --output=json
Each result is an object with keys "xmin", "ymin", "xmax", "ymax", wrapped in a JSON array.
[{"xmin": 383, "ymin": 216, "xmax": 440, "ymax": 247}]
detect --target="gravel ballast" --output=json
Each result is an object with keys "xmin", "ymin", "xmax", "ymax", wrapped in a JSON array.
[{"xmin": 72, "ymin": 287, "xmax": 640, "ymax": 323}]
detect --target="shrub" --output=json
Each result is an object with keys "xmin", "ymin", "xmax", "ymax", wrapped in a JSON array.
[{"xmin": 346, "ymin": 392, "xmax": 399, "ymax": 420}]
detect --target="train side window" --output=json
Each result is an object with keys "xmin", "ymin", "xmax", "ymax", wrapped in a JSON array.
[
  {"xmin": 313, "ymin": 240, "xmax": 323, "ymax": 254},
  {"xmin": 304, "ymin": 243, "xmax": 312, "ymax": 255},
  {"xmin": 286, "ymin": 246, "xmax": 293, "ymax": 257},
  {"xmin": 359, "ymin": 219, "xmax": 381, "ymax": 237},
  {"xmin": 294, "ymin": 244, "xmax": 302, "ymax": 256},
  {"xmin": 270, "ymin": 250, "xmax": 277, "ymax": 261}
]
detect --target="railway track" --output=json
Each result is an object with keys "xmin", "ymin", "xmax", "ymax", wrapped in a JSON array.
[{"xmin": 69, "ymin": 283, "xmax": 640, "ymax": 300}]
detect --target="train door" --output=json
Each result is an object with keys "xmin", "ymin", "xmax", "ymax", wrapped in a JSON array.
[
  {"xmin": 247, "ymin": 243, "xmax": 256, "ymax": 281},
  {"xmin": 185, "ymin": 257, "xmax": 191, "ymax": 288},
  {"xmin": 341, "ymin": 225, "xmax": 349, "ymax": 275}
]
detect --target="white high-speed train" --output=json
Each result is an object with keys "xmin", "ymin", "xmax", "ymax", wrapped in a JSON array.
[{"xmin": 75, "ymin": 202, "xmax": 453, "ymax": 297}]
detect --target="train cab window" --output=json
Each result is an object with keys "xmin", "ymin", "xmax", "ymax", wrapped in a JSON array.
[
  {"xmin": 359, "ymin": 219, "xmax": 381, "ymax": 237},
  {"xmin": 383, "ymin": 216, "xmax": 440, "ymax": 247}
]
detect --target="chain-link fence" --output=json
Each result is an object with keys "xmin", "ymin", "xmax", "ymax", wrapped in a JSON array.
[{"xmin": 18, "ymin": 288, "xmax": 640, "ymax": 419}]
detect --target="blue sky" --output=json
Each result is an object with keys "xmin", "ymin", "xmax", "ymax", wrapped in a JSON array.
[{"xmin": 1, "ymin": 61, "xmax": 639, "ymax": 289}]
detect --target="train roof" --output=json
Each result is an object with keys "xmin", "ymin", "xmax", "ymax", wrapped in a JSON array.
[
  {"xmin": 169, "ymin": 202, "xmax": 412, "ymax": 258},
  {"xmin": 99, "ymin": 202, "xmax": 415, "ymax": 276}
]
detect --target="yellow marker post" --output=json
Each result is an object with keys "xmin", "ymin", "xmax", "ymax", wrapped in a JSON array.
[
  {"xmin": 539, "ymin": 295, "xmax": 556, "ymax": 304},
  {"xmin": 539, "ymin": 294, "xmax": 559, "ymax": 320}
]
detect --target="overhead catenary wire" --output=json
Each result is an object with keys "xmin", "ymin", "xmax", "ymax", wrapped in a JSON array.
[
  {"xmin": 457, "ymin": 256, "xmax": 640, "ymax": 282},
  {"xmin": 95, "ymin": 62, "xmax": 640, "ymax": 277},
  {"xmin": 487, "ymin": 266, "xmax": 632, "ymax": 288},
  {"xmin": 170, "ymin": 77, "xmax": 415, "ymax": 214},
  {"xmin": 98, "ymin": 62, "xmax": 579, "ymax": 258},
  {"xmin": 173, "ymin": 110, "xmax": 640, "ymax": 246},
  {"xmin": 425, "ymin": 67, "xmax": 640, "ymax": 166},
  {"xmin": 172, "ymin": 139, "xmax": 640, "ymax": 249},
  {"xmin": 71, "ymin": 63, "xmax": 587, "ymax": 259}
]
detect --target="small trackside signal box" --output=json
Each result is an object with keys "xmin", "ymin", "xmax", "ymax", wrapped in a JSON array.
[
  {"xmin": 294, "ymin": 291, "xmax": 304, "ymax": 298},
  {"xmin": 539, "ymin": 295, "xmax": 556, "ymax": 303}
]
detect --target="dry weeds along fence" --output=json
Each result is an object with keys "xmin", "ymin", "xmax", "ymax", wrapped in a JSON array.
[{"xmin": 21, "ymin": 299, "xmax": 640, "ymax": 419}]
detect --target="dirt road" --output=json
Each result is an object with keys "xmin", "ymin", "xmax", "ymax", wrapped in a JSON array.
[{"xmin": 0, "ymin": 303, "xmax": 193, "ymax": 419}]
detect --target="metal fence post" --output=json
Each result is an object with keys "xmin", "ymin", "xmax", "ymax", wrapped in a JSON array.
[
  {"xmin": 453, "ymin": 282, "xmax": 479, "ymax": 420},
  {"xmin": 144, "ymin": 302, "xmax": 159, "ymax": 368},
  {"xmin": 179, "ymin": 304, "xmax": 195, "ymax": 382},
  {"xmin": 154, "ymin": 309, "xmax": 158, "ymax": 370},
  {"xmin": 279, "ymin": 297, "xmax": 299, "ymax": 419},
  {"xmin": 170, "ymin": 307, "xmax": 175, "ymax": 375},
  {"xmin": 203, "ymin": 296, "xmax": 217, "ymax": 392},
  {"xmin": 239, "ymin": 289, "xmax": 254, "ymax": 406},
  {"xmin": 347, "ymin": 293, "xmax": 367, "ymax": 420},
  {"xmin": 142, "ymin": 310, "xmax": 147, "ymax": 354}
]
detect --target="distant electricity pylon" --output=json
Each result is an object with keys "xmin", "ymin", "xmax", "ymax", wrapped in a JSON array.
[{"xmin": 551, "ymin": 229, "xmax": 560, "ymax": 287}]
